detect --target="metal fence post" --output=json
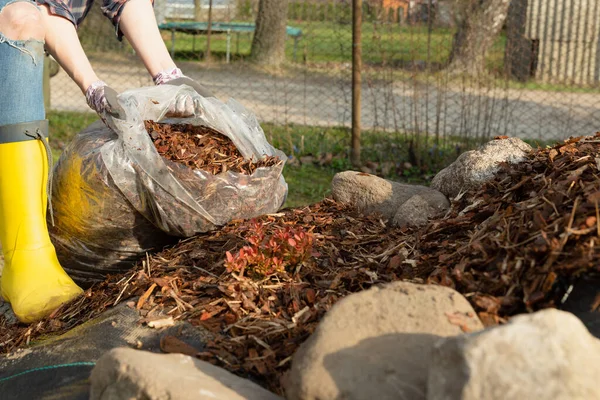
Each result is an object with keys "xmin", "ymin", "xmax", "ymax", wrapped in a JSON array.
[
  {"xmin": 227, "ymin": 29, "xmax": 231, "ymax": 63},
  {"xmin": 351, "ymin": 0, "xmax": 362, "ymax": 167}
]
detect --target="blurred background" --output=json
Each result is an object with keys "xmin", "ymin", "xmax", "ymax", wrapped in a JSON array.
[{"xmin": 46, "ymin": 0, "xmax": 600, "ymax": 206}]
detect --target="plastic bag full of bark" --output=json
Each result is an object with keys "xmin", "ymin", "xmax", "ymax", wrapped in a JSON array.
[{"xmin": 48, "ymin": 85, "xmax": 288, "ymax": 284}]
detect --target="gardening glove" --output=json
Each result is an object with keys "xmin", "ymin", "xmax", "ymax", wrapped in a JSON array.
[
  {"xmin": 153, "ymin": 68, "xmax": 216, "ymax": 118},
  {"xmin": 85, "ymin": 80, "xmax": 125, "ymax": 121},
  {"xmin": 153, "ymin": 67, "xmax": 214, "ymax": 98}
]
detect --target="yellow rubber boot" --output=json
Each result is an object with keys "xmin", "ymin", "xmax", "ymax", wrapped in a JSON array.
[{"xmin": 0, "ymin": 128, "xmax": 83, "ymax": 323}]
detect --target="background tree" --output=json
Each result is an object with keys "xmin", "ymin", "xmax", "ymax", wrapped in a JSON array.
[
  {"xmin": 250, "ymin": 0, "xmax": 290, "ymax": 67},
  {"xmin": 447, "ymin": 0, "xmax": 512, "ymax": 75},
  {"xmin": 504, "ymin": 0, "xmax": 533, "ymax": 81},
  {"xmin": 194, "ymin": 0, "xmax": 203, "ymax": 21}
]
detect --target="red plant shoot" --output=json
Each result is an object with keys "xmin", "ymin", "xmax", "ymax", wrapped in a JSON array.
[{"xmin": 224, "ymin": 219, "xmax": 314, "ymax": 278}]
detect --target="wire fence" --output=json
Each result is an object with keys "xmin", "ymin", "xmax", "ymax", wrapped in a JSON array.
[{"xmin": 49, "ymin": 0, "xmax": 600, "ymax": 148}]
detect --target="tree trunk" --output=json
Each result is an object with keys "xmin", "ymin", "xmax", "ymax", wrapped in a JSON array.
[
  {"xmin": 250, "ymin": 0, "xmax": 290, "ymax": 67},
  {"xmin": 447, "ymin": 0, "xmax": 511, "ymax": 75},
  {"xmin": 505, "ymin": 0, "xmax": 533, "ymax": 81},
  {"xmin": 194, "ymin": 0, "xmax": 202, "ymax": 21}
]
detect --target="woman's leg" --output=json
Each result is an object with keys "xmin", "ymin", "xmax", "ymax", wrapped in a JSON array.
[{"xmin": 0, "ymin": 0, "xmax": 82, "ymax": 323}]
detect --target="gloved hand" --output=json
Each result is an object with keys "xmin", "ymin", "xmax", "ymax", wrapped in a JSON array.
[
  {"xmin": 153, "ymin": 67, "xmax": 214, "ymax": 98},
  {"xmin": 85, "ymin": 80, "xmax": 125, "ymax": 120},
  {"xmin": 153, "ymin": 68, "xmax": 214, "ymax": 118}
]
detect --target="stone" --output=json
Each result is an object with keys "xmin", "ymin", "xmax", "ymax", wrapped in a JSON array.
[
  {"xmin": 331, "ymin": 171, "xmax": 449, "ymax": 221},
  {"xmin": 299, "ymin": 155, "xmax": 315, "ymax": 165},
  {"xmin": 90, "ymin": 347, "xmax": 283, "ymax": 400},
  {"xmin": 319, "ymin": 152, "xmax": 334, "ymax": 166},
  {"xmin": 380, "ymin": 161, "xmax": 395, "ymax": 176},
  {"xmin": 392, "ymin": 193, "xmax": 449, "ymax": 227},
  {"xmin": 427, "ymin": 309, "xmax": 600, "ymax": 400},
  {"xmin": 285, "ymin": 281, "xmax": 483, "ymax": 400},
  {"xmin": 431, "ymin": 137, "xmax": 532, "ymax": 199}
]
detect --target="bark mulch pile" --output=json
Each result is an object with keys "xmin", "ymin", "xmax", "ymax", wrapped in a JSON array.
[
  {"xmin": 415, "ymin": 134, "xmax": 600, "ymax": 325},
  {"xmin": 0, "ymin": 199, "xmax": 411, "ymax": 393},
  {"xmin": 2, "ymin": 135, "xmax": 600, "ymax": 395},
  {"xmin": 145, "ymin": 120, "xmax": 281, "ymax": 174}
]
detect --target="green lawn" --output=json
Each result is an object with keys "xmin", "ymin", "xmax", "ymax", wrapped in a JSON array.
[{"xmin": 161, "ymin": 20, "xmax": 506, "ymax": 69}]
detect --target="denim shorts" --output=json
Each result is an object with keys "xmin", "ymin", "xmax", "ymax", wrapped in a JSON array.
[{"xmin": 0, "ymin": 0, "xmax": 45, "ymax": 126}]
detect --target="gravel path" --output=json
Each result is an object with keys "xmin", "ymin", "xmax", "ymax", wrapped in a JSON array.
[{"xmin": 49, "ymin": 58, "xmax": 600, "ymax": 142}]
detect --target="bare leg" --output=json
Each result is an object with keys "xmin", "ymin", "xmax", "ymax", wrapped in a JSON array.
[
  {"xmin": 119, "ymin": 0, "xmax": 176, "ymax": 78},
  {"xmin": 0, "ymin": 2, "xmax": 45, "ymax": 40}
]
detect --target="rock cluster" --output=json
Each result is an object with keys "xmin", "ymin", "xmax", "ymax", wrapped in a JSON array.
[{"xmin": 331, "ymin": 137, "xmax": 532, "ymax": 227}]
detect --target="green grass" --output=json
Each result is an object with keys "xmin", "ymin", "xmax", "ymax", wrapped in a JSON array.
[
  {"xmin": 282, "ymin": 164, "xmax": 336, "ymax": 208},
  {"xmin": 262, "ymin": 122, "xmax": 472, "ymax": 177},
  {"xmin": 162, "ymin": 20, "xmax": 503, "ymax": 68}
]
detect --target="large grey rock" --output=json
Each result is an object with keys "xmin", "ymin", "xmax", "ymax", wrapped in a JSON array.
[
  {"xmin": 285, "ymin": 281, "xmax": 484, "ymax": 400},
  {"xmin": 431, "ymin": 137, "xmax": 532, "ymax": 199},
  {"xmin": 331, "ymin": 171, "xmax": 449, "ymax": 222},
  {"xmin": 427, "ymin": 309, "xmax": 600, "ymax": 400},
  {"xmin": 90, "ymin": 347, "xmax": 283, "ymax": 400},
  {"xmin": 392, "ymin": 194, "xmax": 449, "ymax": 227}
]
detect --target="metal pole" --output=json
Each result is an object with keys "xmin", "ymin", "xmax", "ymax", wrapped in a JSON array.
[
  {"xmin": 293, "ymin": 37, "xmax": 299, "ymax": 62},
  {"xmin": 226, "ymin": 29, "xmax": 231, "ymax": 63},
  {"xmin": 351, "ymin": 0, "xmax": 362, "ymax": 167},
  {"xmin": 206, "ymin": 0, "xmax": 213, "ymax": 62}
]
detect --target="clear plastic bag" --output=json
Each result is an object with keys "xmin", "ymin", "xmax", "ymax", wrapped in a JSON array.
[{"xmin": 49, "ymin": 85, "xmax": 288, "ymax": 283}]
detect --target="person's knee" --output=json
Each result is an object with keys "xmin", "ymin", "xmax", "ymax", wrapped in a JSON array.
[{"xmin": 0, "ymin": 2, "xmax": 45, "ymax": 41}]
